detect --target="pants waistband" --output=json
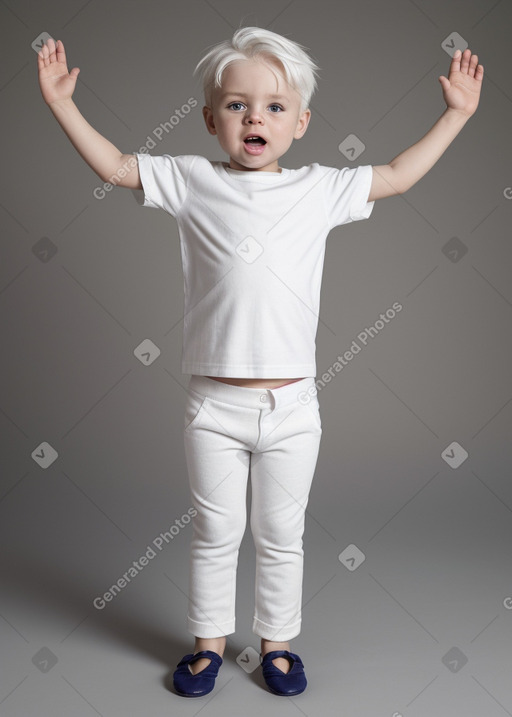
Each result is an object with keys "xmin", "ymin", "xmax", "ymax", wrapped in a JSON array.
[{"xmin": 187, "ymin": 375, "xmax": 318, "ymax": 411}]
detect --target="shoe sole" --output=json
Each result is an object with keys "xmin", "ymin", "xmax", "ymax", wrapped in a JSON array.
[{"xmin": 267, "ymin": 686, "xmax": 306, "ymax": 696}]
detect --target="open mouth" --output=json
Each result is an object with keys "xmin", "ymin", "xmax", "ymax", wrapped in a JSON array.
[
  {"xmin": 244, "ymin": 135, "xmax": 267, "ymax": 145},
  {"xmin": 243, "ymin": 135, "xmax": 267, "ymax": 155}
]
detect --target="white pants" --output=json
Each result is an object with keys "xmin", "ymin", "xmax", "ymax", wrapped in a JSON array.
[{"xmin": 183, "ymin": 374, "xmax": 322, "ymax": 642}]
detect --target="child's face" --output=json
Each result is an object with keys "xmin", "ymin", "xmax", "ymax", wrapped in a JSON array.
[{"xmin": 202, "ymin": 57, "xmax": 311, "ymax": 172}]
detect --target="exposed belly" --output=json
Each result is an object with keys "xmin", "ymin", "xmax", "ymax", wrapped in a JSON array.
[{"xmin": 205, "ymin": 376, "xmax": 304, "ymax": 389}]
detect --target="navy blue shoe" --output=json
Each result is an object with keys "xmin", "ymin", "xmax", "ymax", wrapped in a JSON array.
[
  {"xmin": 172, "ymin": 650, "xmax": 223, "ymax": 697},
  {"xmin": 260, "ymin": 650, "xmax": 307, "ymax": 696}
]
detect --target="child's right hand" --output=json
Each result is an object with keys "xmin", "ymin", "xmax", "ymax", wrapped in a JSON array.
[{"xmin": 37, "ymin": 38, "xmax": 80, "ymax": 105}]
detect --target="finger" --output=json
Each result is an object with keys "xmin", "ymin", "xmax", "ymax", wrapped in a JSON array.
[
  {"xmin": 468, "ymin": 53, "xmax": 478, "ymax": 77},
  {"xmin": 55, "ymin": 39, "xmax": 66, "ymax": 65},
  {"xmin": 37, "ymin": 45, "xmax": 45, "ymax": 69},
  {"xmin": 39, "ymin": 41, "xmax": 50, "ymax": 67},
  {"xmin": 39, "ymin": 38, "xmax": 54, "ymax": 66},
  {"xmin": 37, "ymin": 49, "xmax": 49, "ymax": 70},
  {"xmin": 460, "ymin": 48, "xmax": 471, "ymax": 73},
  {"xmin": 438, "ymin": 76, "xmax": 450, "ymax": 92},
  {"xmin": 47, "ymin": 37, "xmax": 57, "ymax": 61},
  {"xmin": 475, "ymin": 64, "xmax": 484, "ymax": 81},
  {"xmin": 451, "ymin": 48, "xmax": 462, "ymax": 73}
]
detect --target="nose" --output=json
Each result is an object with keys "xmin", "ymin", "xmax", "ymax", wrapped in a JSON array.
[{"xmin": 244, "ymin": 107, "xmax": 264, "ymax": 124}]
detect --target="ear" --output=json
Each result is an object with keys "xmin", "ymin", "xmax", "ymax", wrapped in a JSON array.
[
  {"xmin": 294, "ymin": 108, "xmax": 311, "ymax": 139},
  {"xmin": 202, "ymin": 105, "xmax": 217, "ymax": 135}
]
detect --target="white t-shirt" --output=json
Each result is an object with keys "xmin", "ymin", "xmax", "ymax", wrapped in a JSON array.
[{"xmin": 134, "ymin": 153, "xmax": 375, "ymax": 378}]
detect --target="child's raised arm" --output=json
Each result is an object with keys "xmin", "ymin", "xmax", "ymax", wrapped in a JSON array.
[
  {"xmin": 37, "ymin": 38, "xmax": 141, "ymax": 189},
  {"xmin": 368, "ymin": 48, "xmax": 484, "ymax": 201}
]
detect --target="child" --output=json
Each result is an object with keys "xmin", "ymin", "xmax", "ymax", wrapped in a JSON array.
[{"xmin": 37, "ymin": 27, "xmax": 483, "ymax": 698}]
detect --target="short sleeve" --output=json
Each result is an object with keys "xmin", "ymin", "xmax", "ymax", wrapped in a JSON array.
[
  {"xmin": 322, "ymin": 164, "xmax": 375, "ymax": 229},
  {"xmin": 132, "ymin": 153, "xmax": 195, "ymax": 216}
]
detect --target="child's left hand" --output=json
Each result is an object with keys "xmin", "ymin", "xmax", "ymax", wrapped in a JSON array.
[{"xmin": 438, "ymin": 48, "xmax": 484, "ymax": 117}]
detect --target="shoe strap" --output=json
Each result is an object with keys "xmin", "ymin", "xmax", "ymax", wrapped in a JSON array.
[
  {"xmin": 261, "ymin": 649, "xmax": 302, "ymax": 666},
  {"xmin": 262, "ymin": 649, "xmax": 292, "ymax": 660},
  {"xmin": 191, "ymin": 649, "xmax": 223, "ymax": 664}
]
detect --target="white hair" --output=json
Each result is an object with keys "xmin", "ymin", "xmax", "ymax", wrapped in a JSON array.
[{"xmin": 193, "ymin": 26, "xmax": 319, "ymax": 112}]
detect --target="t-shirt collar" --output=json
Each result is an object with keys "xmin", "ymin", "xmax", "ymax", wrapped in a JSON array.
[{"xmin": 219, "ymin": 161, "xmax": 290, "ymax": 182}]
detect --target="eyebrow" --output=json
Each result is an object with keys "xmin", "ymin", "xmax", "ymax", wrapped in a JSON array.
[{"xmin": 219, "ymin": 92, "xmax": 289, "ymax": 101}]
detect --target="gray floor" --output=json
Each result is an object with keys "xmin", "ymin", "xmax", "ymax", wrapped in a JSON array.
[{"xmin": 2, "ymin": 434, "xmax": 512, "ymax": 717}]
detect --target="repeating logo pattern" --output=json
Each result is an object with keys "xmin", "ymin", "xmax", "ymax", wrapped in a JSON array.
[{"xmin": 0, "ymin": 4, "xmax": 508, "ymax": 715}]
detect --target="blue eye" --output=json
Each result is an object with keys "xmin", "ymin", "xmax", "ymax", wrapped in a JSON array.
[{"xmin": 226, "ymin": 102, "xmax": 283, "ymax": 112}]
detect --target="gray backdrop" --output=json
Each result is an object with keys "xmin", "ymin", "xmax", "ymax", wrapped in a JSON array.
[{"xmin": 1, "ymin": 0, "xmax": 511, "ymax": 715}]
